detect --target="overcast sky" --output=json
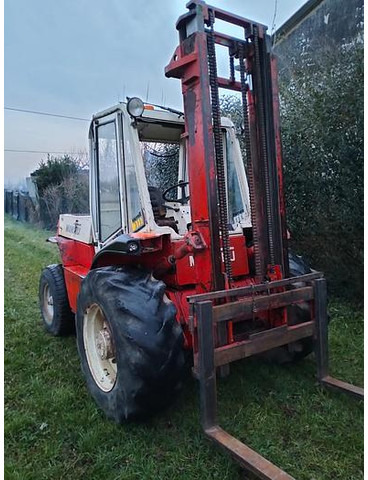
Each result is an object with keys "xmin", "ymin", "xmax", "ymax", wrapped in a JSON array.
[{"xmin": 4, "ymin": 0, "xmax": 307, "ymax": 185}]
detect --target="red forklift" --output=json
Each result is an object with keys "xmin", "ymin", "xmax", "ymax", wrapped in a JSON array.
[{"xmin": 39, "ymin": 2, "xmax": 363, "ymax": 478}]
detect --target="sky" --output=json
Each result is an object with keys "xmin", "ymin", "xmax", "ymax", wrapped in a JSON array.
[{"xmin": 4, "ymin": 0, "xmax": 307, "ymax": 186}]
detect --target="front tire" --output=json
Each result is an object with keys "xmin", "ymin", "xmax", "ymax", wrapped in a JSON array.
[{"xmin": 76, "ymin": 266, "xmax": 185, "ymax": 423}]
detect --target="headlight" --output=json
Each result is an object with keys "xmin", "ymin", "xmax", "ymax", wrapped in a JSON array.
[{"xmin": 127, "ymin": 97, "xmax": 144, "ymax": 118}]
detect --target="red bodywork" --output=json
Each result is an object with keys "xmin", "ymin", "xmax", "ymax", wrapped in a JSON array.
[{"xmin": 57, "ymin": 230, "xmax": 254, "ymax": 348}]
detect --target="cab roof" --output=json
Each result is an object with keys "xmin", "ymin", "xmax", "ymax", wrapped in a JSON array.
[
  {"xmin": 91, "ymin": 101, "xmax": 235, "ymax": 138},
  {"xmin": 92, "ymin": 102, "xmax": 185, "ymax": 125}
]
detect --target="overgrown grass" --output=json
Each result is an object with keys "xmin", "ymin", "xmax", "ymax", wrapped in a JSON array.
[{"xmin": 4, "ymin": 217, "xmax": 363, "ymax": 479}]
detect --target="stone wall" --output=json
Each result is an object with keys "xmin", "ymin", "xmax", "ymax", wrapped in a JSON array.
[{"xmin": 274, "ymin": 0, "xmax": 363, "ymax": 78}]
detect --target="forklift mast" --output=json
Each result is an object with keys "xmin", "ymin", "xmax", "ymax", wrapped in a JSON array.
[{"xmin": 165, "ymin": 0, "xmax": 289, "ymax": 293}]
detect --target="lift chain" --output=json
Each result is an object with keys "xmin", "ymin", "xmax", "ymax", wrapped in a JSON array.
[
  {"xmin": 207, "ymin": 9, "xmax": 233, "ymax": 284},
  {"xmin": 253, "ymin": 26, "xmax": 275, "ymax": 266},
  {"xmin": 229, "ymin": 55, "xmax": 235, "ymax": 83},
  {"xmin": 238, "ymin": 42, "xmax": 262, "ymax": 279}
]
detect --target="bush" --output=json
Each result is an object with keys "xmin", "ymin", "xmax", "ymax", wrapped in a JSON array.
[
  {"xmin": 219, "ymin": 40, "xmax": 363, "ymax": 302},
  {"xmin": 279, "ymin": 41, "xmax": 363, "ymax": 302},
  {"xmin": 31, "ymin": 155, "xmax": 79, "ymax": 197},
  {"xmin": 31, "ymin": 155, "xmax": 89, "ymax": 229}
]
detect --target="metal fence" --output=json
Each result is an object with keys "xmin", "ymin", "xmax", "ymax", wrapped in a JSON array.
[{"xmin": 4, "ymin": 190, "xmax": 35, "ymax": 223}]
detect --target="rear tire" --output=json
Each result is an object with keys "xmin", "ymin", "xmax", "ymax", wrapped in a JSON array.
[
  {"xmin": 286, "ymin": 252, "xmax": 314, "ymax": 362},
  {"xmin": 76, "ymin": 266, "xmax": 185, "ymax": 423},
  {"xmin": 263, "ymin": 252, "xmax": 315, "ymax": 364},
  {"xmin": 39, "ymin": 264, "xmax": 74, "ymax": 336}
]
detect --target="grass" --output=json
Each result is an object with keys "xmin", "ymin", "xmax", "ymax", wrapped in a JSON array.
[{"xmin": 4, "ymin": 216, "xmax": 363, "ymax": 480}]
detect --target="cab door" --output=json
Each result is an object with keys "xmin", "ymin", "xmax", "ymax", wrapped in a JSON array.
[{"xmin": 90, "ymin": 113, "xmax": 127, "ymax": 246}]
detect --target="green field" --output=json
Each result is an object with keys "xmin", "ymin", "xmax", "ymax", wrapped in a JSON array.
[{"xmin": 4, "ymin": 217, "xmax": 363, "ymax": 480}]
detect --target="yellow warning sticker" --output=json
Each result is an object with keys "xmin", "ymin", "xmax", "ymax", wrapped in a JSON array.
[{"xmin": 131, "ymin": 212, "xmax": 145, "ymax": 232}]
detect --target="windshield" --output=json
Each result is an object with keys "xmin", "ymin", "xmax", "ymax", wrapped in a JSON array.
[
  {"xmin": 139, "ymin": 129, "xmax": 247, "ymax": 230},
  {"xmin": 141, "ymin": 142, "xmax": 180, "ymax": 200}
]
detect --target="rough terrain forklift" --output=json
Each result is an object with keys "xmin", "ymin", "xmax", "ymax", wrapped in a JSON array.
[{"xmin": 39, "ymin": 1, "xmax": 363, "ymax": 478}]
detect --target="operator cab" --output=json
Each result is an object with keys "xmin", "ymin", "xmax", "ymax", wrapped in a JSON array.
[{"xmin": 89, "ymin": 97, "xmax": 251, "ymax": 248}]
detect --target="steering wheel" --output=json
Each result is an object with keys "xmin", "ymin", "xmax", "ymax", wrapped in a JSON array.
[{"xmin": 163, "ymin": 181, "xmax": 189, "ymax": 205}]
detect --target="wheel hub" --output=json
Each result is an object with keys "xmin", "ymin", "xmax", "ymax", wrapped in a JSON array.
[
  {"xmin": 96, "ymin": 327, "xmax": 114, "ymax": 360},
  {"xmin": 43, "ymin": 284, "xmax": 54, "ymax": 325},
  {"xmin": 83, "ymin": 303, "xmax": 117, "ymax": 392}
]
